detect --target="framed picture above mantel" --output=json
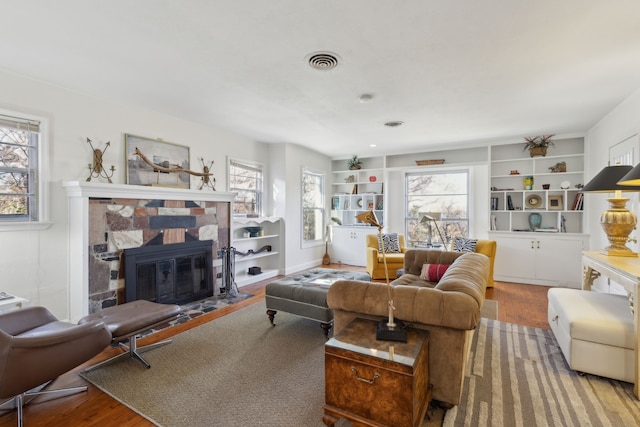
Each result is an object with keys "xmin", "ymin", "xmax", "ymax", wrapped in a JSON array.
[{"xmin": 125, "ymin": 134, "xmax": 191, "ymax": 188}]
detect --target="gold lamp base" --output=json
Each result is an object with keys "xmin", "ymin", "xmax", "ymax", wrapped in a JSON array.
[{"xmin": 600, "ymin": 197, "xmax": 638, "ymax": 257}]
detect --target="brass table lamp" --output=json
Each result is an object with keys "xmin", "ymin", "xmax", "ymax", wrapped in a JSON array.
[{"xmin": 582, "ymin": 164, "xmax": 640, "ymax": 257}]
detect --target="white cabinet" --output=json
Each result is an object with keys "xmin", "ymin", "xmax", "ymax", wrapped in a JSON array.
[
  {"xmin": 330, "ymin": 226, "xmax": 376, "ymax": 267},
  {"xmin": 490, "ymin": 137, "xmax": 585, "ymax": 234},
  {"xmin": 232, "ymin": 217, "xmax": 282, "ymax": 287},
  {"xmin": 491, "ymin": 232, "xmax": 588, "ymax": 288}
]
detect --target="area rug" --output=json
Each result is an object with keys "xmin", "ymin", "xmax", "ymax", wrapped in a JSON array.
[
  {"xmin": 80, "ymin": 299, "xmax": 497, "ymax": 427},
  {"xmin": 444, "ymin": 319, "xmax": 640, "ymax": 426}
]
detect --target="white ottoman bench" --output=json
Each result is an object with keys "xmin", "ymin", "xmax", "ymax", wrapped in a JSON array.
[{"xmin": 548, "ymin": 288, "xmax": 634, "ymax": 382}]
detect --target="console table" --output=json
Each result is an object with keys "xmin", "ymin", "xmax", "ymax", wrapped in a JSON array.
[{"xmin": 582, "ymin": 251, "xmax": 640, "ymax": 397}]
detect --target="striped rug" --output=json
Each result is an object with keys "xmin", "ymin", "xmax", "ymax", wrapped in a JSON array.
[{"xmin": 444, "ymin": 319, "xmax": 640, "ymax": 426}]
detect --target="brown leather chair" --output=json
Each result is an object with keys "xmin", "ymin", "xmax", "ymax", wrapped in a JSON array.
[{"xmin": 0, "ymin": 306, "xmax": 112, "ymax": 427}]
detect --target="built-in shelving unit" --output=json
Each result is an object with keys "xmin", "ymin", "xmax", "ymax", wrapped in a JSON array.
[
  {"xmin": 489, "ymin": 137, "xmax": 585, "ymax": 233},
  {"xmin": 487, "ymin": 137, "xmax": 589, "ymax": 288},
  {"xmin": 232, "ymin": 217, "xmax": 282, "ymax": 286},
  {"xmin": 331, "ymin": 156, "xmax": 385, "ymax": 226}
]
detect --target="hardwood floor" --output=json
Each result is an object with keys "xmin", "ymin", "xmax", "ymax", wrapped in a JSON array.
[{"xmin": 0, "ymin": 265, "xmax": 551, "ymax": 427}]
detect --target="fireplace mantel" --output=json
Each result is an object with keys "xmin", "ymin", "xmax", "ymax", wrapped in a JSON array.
[
  {"xmin": 63, "ymin": 181, "xmax": 236, "ymax": 203},
  {"xmin": 63, "ymin": 181, "xmax": 235, "ymax": 321}
]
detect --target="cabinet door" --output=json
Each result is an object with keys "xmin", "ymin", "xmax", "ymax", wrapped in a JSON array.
[
  {"xmin": 330, "ymin": 227, "xmax": 370, "ymax": 266},
  {"xmin": 494, "ymin": 236, "xmax": 536, "ymax": 280},
  {"xmin": 534, "ymin": 236, "xmax": 585, "ymax": 286}
]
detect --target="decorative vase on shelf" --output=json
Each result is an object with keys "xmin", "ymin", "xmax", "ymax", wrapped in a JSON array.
[{"xmin": 528, "ymin": 213, "xmax": 542, "ymax": 231}]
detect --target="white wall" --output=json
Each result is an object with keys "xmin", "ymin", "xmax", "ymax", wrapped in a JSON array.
[
  {"xmin": 273, "ymin": 143, "xmax": 332, "ymax": 274},
  {"xmin": 0, "ymin": 69, "xmax": 326, "ymax": 319},
  {"xmin": 585, "ymin": 87, "xmax": 640, "ymax": 292}
]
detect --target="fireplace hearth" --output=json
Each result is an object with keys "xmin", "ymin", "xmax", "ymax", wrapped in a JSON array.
[{"xmin": 124, "ymin": 240, "xmax": 214, "ymax": 305}]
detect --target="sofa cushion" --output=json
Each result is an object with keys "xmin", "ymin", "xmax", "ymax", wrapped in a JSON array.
[
  {"xmin": 452, "ymin": 237, "xmax": 477, "ymax": 253},
  {"xmin": 378, "ymin": 233, "xmax": 401, "ymax": 253},
  {"xmin": 420, "ymin": 263, "xmax": 450, "ymax": 282}
]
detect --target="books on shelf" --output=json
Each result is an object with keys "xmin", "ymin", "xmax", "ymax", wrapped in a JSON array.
[
  {"xmin": 571, "ymin": 192, "xmax": 584, "ymax": 210},
  {"xmin": 507, "ymin": 195, "xmax": 514, "ymax": 210}
]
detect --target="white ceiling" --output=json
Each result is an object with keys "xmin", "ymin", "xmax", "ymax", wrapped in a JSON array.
[{"xmin": 2, "ymin": 1, "xmax": 640, "ymax": 158}]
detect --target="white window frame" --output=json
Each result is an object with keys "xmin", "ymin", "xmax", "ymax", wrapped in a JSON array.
[
  {"xmin": 227, "ymin": 158, "xmax": 264, "ymax": 217},
  {"xmin": 404, "ymin": 168, "xmax": 470, "ymax": 247},
  {"xmin": 0, "ymin": 109, "xmax": 50, "ymax": 231},
  {"xmin": 301, "ymin": 167, "xmax": 326, "ymax": 248}
]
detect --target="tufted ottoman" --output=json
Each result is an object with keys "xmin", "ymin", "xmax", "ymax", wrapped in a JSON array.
[
  {"xmin": 548, "ymin": 288, "xmax": 634, "ymax": 382},
  {"xmin": 265, "ymin": 268, "xmax": 370, "ymax": 338}
]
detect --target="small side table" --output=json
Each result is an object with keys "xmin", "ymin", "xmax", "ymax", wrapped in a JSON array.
[
  {"xmin": 0, "ymin": 295, "xmax": 30, "ymax": 313},
  {"xmin": 323, "ymin": 318, "xmax": 431, "ymax": 427}
]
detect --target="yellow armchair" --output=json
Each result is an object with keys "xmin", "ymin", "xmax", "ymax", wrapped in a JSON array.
[{"xmin": 365, "ymin": 234, "xmax": 408, "ymax": 280}]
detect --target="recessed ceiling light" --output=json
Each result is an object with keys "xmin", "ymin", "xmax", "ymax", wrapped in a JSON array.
[
  {"xmin": 360, "ymin": 94, "xmax": 374, "ymax": 103},
  {"xmin": 306, "ymin": 51, "xmax": 341, "ymax": 71},
  {"xmin": 370, "ymin": 144, "xmax": 377, "ymax": 147},
  {"xmin": 384, "ymin": 121, "xmax": 404, "ymax": 127}
]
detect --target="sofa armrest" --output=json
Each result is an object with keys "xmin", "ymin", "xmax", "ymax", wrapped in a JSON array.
[{"xmin": 328, "ymin": 282, "xmax": 482, "ymax": 331}]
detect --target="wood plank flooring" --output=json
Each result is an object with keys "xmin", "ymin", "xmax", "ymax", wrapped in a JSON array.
[{"xmin": 0, "ymin": 265, "xmax": 551, "ymax": 427}]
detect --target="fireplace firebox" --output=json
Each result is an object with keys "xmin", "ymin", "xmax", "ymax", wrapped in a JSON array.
[{"xmin": 124, "ymin": 240, "xmax": 214, "ymax": 305}]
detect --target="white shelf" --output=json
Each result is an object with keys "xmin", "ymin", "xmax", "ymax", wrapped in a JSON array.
[
  {"xmin": 231, "ymin": 217, "xmax": 282, "ymax": 286},
  {"xmin": 235, "ymin": 269, "xmax": 279, "ymax": 287},
  {"xmin": 234, "ymin": 234, "xmax": 278, "ymax": 242},
  {"xmin": 234, "ymin": 251, "xmax": 279, "ymax": 264}
]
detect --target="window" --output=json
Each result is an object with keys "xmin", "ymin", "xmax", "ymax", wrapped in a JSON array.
[
  {"xmin": 405, "ymin": 170, "xmax": 469, "ymax": 247},
  {"xmin": 302, "ymin": 168, "xmax": 325, "ymax": 246},
  {"xmin": 228, "ymin": 159, "xmax": 263, "ymax": 216},
  {"xmin": 0, "ymin": 113, "xmax": 44, "ymax": 224}
]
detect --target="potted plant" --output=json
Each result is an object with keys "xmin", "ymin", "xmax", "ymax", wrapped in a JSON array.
[
  {"xmin": 347, "ymin": 155, "xmax": 362, "ymax": 170},
  {"xmin": 523, "ymin": 134, "xmax": 555, "ymax": 157}
]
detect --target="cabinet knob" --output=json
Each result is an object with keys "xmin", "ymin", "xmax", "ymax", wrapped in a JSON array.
[
  {"xmin": 537, "ymin": 241, "xmax": 540, "ymax": 249},
  {"xmin": 531, "ymin": 241, "xmax": 534, "ymax": 249}
]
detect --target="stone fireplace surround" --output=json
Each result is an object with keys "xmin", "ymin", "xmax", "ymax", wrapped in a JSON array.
[{"xmin": 64, "ymin": 181, "xmax": 236, "ymax": 322}]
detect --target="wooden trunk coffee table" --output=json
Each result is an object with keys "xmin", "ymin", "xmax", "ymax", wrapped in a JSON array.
[{"xmin": 323, "ymin": 318, "xmax": 431, "ymax": 427}]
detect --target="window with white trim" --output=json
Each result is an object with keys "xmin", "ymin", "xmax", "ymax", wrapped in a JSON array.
[
  {"xmin": 228, "ymin": 159, "xmax": 263, "ymax": 216},
  {"xmin": 0, "ymin": 113, "xmax": 42, "ymax": 222},
  {"xmin": 302, "ymin": 168, "xmax": 325, "ymax": 246},
  {"xmin": 405, "ymin": 169, "xmax": 469, "ymax": 247}
]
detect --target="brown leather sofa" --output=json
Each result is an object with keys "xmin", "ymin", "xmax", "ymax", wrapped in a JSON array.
[{"xmin": 327, "ymin": 249, "xmax": 490, "ymax": 407}]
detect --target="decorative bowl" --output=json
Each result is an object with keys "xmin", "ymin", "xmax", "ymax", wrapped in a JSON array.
[{"xmin": 244, "ymin": 226, "xmax": 263, "ymax": 237}]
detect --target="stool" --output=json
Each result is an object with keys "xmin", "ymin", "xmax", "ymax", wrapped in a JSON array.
[
  {"xmin": 548, "ymin": 288, "xmax": 634, "ymax": 382},
  {"xmin": 80, "ymin": 300, "xmax": 180, "ymax": 371},
  {"xmin": 265, "ymin": 268, "xmax": 370, "ymax": 338}
]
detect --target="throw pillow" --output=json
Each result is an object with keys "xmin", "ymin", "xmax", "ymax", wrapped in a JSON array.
[
  {"xmin": 452, "ymin": 237, "xmax": 477, "ymax": 253},
  {"xmin": 420, "ymin": 263, "xmax": 450, "ymax": 282},
  {"xmin": 378, "ymin": 233, "xmax": 401, "ymax": 253}
]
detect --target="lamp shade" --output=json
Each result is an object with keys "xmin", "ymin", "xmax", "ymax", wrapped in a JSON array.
[
  {"xmin": 617, "ymin": 163, "xmax": 640, "ymax": 187},
  {"xmin": 582, "ymin": 165, "xmax": 640, "ymax": 192}
]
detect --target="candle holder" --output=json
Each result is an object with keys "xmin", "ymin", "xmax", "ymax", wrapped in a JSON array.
[{"xmin": 86, "ymin": 138, "xmax": 115, "ymax": 183}]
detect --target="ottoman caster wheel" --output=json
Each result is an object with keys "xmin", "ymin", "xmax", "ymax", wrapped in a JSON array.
[{"xmin": 266, "ymin": 309, "xmax": 277, "ymax": 326}]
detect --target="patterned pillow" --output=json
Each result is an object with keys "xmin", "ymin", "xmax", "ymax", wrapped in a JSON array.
[
  {"xmin": 452, "ymin": 237, "xmax": 477, "ymax": 253},
  {"xmin": 378, "ymin": 233, "xmax": 401, "ymax": 253},
  {"xmin": 420, "ymin": 263, "xmax": 450, "ymax": 282}
]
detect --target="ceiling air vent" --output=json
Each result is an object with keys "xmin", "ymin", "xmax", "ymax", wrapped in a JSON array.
[
  {"xmin": 307, "ymin": 52, "xmax": 340, "ymax": 71},
  {"xmin": 384, "ymin": 121, "xmax": 404, "ymax": 127}
]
